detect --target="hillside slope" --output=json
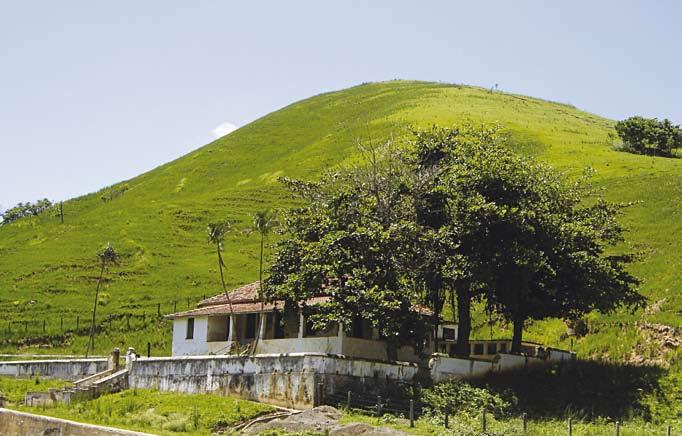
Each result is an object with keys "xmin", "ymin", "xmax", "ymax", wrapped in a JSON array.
[{"xmin": 0, "ymin": 81, "xmax": 679, "ymax": 362}]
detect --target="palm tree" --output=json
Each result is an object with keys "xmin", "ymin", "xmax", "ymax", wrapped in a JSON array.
[
  {"xmin": 250, "ymin": 209, "xmax": 278, "ymax": 353},
  {"xmin": 86, "ymin": 243, "xmax": 118, "ymax": 357},
  {"xmin": 208, "ymin": 221, "xmax": 234, "ymax": 315}
]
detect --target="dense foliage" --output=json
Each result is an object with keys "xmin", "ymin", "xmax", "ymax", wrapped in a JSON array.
[
  {"xmin": 0, "ymin": 198, "xmax": 52, "ymax": 224},
  {"xmin": 615, "ymin": 116, "xmax": 682, "ymax": 156},
  {"xmin": 421, "ymin": 380, "xmax": 516, "ymax": 419},
  {"xmin": 267, "ymin": 125, "xmax": 644, "ymax": 356}
]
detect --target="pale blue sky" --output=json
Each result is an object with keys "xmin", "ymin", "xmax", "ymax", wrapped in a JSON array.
[{"xmin": 1, "ymin": 1, "xmax": 680, "ymax": 208}]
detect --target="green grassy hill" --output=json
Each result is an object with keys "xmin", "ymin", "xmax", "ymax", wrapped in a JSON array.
[{"xmin": 0, "ymin": 81, "xmax": 679, "ymax": 368}]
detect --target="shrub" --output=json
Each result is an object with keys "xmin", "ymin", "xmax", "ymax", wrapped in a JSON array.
[{"xmin": 421, "ymin": 380, "xmax": 516, "ymax": 418}]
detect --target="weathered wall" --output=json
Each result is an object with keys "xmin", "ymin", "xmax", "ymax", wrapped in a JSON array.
[
  {"xmin": 0, "ymin": 358, "xmax": 108, "ymax": 381},
  {"xmin": 172, "ymin": 317, "xmax": 209, "ymax": 355},
  {"xmin": 128, "ymin": 353, "xmax": 420, "ymax": 409},
  {"xmin": 430, "ymin": 351, "xmax": 576, "ymax": 383},
  {"xmin": 0, "ymin": 408, "xmax": 151, "ymax": 435}
]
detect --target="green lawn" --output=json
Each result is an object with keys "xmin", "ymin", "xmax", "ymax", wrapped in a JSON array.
[{"xmin": 14, "ymin": 388, "xmax": 273, "ymax": 435}]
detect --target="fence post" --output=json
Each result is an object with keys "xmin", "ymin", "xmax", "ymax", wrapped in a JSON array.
[
  {"xmin": 615, "ymin": 421, "xmax": 620, "ymax": 436},
  {"xmin": 347, "ymin": 391, "xmax": 351, "ymax": 409},
  {"xmin": 24, "ymin": 321, "xmax": 28, "ymax": 333},
  {"xmin": 157, "ymin": 303, "xmax": 161, "ymax": 317},
  {"xmin": 482, "ymin": 409, "xmax": 487, "ymax": 432},
  {"xmin": 568, "ymin": 417, "xmax": 572, "ymax": 436},
  {"xmin": 76, "ymin": 316, "xmax": 79, "ymax": 330},
  {"xmin": 444, "ymin": 407, "xmax": 449, "ymax": 429},
  {"xmin": 109, "ymin": 315, "xmax": 112, "ymax": 330},
  {"xmin": 60, "ymin": 317, "xmax": 63, "ymax": 332},
  {"xmin": 522, "ymin": 412, "xmax": 527, "ymax": 434},
  {"xmin": 667, "ymin": 424, "xmax": 671, "ymax": 436},
  {"xmin": 409, "ymin": 399, "xmax": 414, "ymax": 428},
  {"xmin": 376, "ymin": 396, "xmax": 382, "ymax": 416},
  {"xmin": 147, "ymin": 342, "xmax": 151, "ymax": 358},
  {"xmin": 174, "ymin": 300, "xmax": 177, "ymax": 312},
  {"xmin": 43, "ymin": 319, "xmax": 46, "ymax": 333}
]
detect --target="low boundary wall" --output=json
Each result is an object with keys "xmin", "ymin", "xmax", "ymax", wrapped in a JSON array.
[
  {"xmin": 430, "ymin": 350, "xmax": 576, "ymax": 382},
  {"xmin": 0, "ymin": 358, "xmax": 108, "ymax": 381},
  {"xmin": 128, "ymin": 353, "xmax": 421, "ymax": 409},
  {"xmin": 0, "ymin": 408, "xmax": 151, "ymax": 435}
]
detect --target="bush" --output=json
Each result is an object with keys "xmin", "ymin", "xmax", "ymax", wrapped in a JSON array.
[{"xmin": 421, "ymin": 380, "xmax": 516, "ymax": 419}]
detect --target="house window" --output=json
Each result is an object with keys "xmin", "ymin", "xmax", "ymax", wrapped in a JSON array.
[
  {"xmin": 487, "ymin": 343, "xmax": 497, "ymax": 355},
  {"xmin": 245, "ymin": 314, "xmax": 258, "ymax": 339},
  {"xmin": 186, "ymin": 318, "xmax": 194, "ymax": 340},
  {"xmin": 499, "ymin": 342, "xmax": 507, "ymax": 353},
  {"xmin": 473, "ymin": 343, "xmax": 484, "ymax": 355},
  {"xmin": 442, "ymin": 328, "xmax": 455, "ymax": 340}
]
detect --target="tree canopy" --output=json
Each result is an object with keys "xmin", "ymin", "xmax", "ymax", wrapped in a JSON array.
[
  {"xmin": 0, "ymin": 198, "xmax": 53, "ymax": 224},
  {"xmin": 266, "ymin": 125, "xmax": 644, "ymax": 358},
  {"xmin": 615, "ymin": 116, "xmax": 682, "ymax": 156}
]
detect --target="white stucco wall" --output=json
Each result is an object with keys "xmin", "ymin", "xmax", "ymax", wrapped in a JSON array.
[
  {"xmin": 430, "ymin": 350, "xmax": 575, "ymax": 383},
  {"xmin": 172, "ymin": 317, "xmax": 209, "ymax": 356},
  {"xmin": 0, "ymin": 359, "xmax": 108, "ymax": 381}
]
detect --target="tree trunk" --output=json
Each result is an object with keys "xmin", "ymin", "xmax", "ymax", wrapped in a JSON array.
[
  {"xmin": 217, "ymin": 248, "xmax": 234, "ymax": 314},
  {"xmin": 454, "ymin": 282, "xmax": 471, "ymax": 357},
  {"xmin": 511, "ymin": 315, "xmax": 524, "ymax": 354},
  {"xmin": 86, "ymin": 261, "xmax": 105, "ymax": 357},
  {"xmin": 251, "ymin": 234, "xmax": 265, "ymax": 354}
]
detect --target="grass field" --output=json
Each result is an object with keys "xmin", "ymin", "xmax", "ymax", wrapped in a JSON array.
[
  {"xmin": 0, "ymin": 375, "xmax": 673, "ymax": 436},
  {"xmin": 0, "ymin": 80, "xmax": 679, "ymax": 422},
  {"xmin": 9, "ymin": 384, "xmax": 273, "ymax": 435}
]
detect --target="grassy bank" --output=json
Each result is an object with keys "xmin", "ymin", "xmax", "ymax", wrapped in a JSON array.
[
  {"xmin": 0, "ymin": 376, "xmax": 71, "ymax": 403},
  {"xmin": 339, "ymin": 411, "xmax": 674, "ymax": 436},
  {"xmin": 13, "ymin": 388, "xmax": 273, "ymax": 435}
]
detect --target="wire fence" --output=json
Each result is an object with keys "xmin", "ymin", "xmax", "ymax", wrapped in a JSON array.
[
  {"xmin": 321, "ymin": 386, "xmax": 676, "ymax": 435},
  {"xmin": 0, "ymin": 296, "xmax": 208, "ymax": 342}
]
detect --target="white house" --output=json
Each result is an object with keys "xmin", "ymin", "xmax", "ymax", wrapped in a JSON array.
[{"xmin": 166, "ymin": 282, "xmax": 459, "ymax": 362}]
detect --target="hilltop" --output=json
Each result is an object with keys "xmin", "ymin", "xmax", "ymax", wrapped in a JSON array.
[{"xmin": 0, "ymin": 81, "xmax": 679, "ymax": 367}]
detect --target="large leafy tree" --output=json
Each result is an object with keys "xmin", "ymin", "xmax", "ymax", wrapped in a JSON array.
[
  {"xmin": 433, "ymin": 128, "xmax": 645, "ymax": 353},
  {"xmin": 267, "ymin": 149, "xmax": 428, "ymax": 360},
  {"xmin": 266, "ymin": 124, "xmax": 644, "ymax": 359}
]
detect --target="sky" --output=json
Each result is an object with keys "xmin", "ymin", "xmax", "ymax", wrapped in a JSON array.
[{"xmin": 1, "ymin": 1, "xmax": 680, "ymax": 209}]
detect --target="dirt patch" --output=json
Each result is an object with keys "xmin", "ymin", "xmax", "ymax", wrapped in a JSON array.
[
  {"xmin": 628, "ymin": 321, "xmax": 680, "ymax": 366},
  {"xmin": 242, "ymin": 406, "xmax": 408, "ymax": 435}
]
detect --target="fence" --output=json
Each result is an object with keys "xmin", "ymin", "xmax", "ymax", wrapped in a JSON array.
[
  {"xmin": 321, "ymin": 386, "xmax": 676, "ymax": 435},
  {"xmin": 0, "ymin": 296, "xmax": 209, "ymax": 353}
]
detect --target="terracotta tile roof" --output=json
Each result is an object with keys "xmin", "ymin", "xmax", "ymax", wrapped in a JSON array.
[
  {"xmin": 166, "ymin": 301, "xmax": 280, "ymax": 319},
  {"xmin": 197, "ymin": 281, "xmax": 261, "ymax": 307},
  {"xmin": 167, "ymin": 280, "xmax": 433, "ymax": 319}
]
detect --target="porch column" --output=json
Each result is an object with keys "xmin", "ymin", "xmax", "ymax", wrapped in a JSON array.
[
  {"xmin": 298, "ymin": 310, "xmax": 304, "ymax": 339},
  {"xmin": 338, "ymin": 322, "xmax": 344, "ymax": 338},
  {"xmin": 227, "ymin": 315, "xmax": 235, "ymax": 343},
  {"xmin": 258, "ymin": 314, "xmax": 266, "ymax": 340}
]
